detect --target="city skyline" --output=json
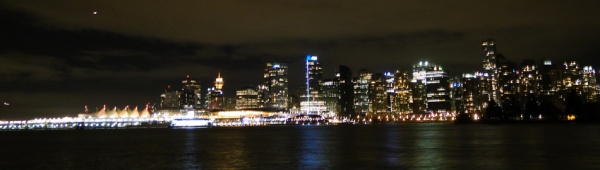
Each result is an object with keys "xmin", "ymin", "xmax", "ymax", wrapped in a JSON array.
[{"xmin": 1, "ymin": 1, "xmax": 600, "ymax": 119}]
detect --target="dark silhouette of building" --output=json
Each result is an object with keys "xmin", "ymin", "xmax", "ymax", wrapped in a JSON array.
[{"xmin": 338, "ymin": 65, "xmax": 354, "ymax": 117}]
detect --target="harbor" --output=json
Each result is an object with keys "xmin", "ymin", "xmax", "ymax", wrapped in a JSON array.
[{"xmin": 0, "ymin": 111, "xmax": 458, "ymax": 130}]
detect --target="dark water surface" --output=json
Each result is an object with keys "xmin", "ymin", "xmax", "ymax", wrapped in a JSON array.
[{"xmin": 1, "ymin": 123, "xmax": 600, "ymax": 169}]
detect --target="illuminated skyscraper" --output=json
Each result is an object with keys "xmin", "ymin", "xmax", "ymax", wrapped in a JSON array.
[
  {"xmin": 370, "ymin": 73, "xmax": 388, "ymax": 114},
  {"xmin": 354, "ymin": 69, "xmax": 372, "ymax": 114},
  {"xmin": 540, "ymin": 60, "xmax": 561, "ymax": 96},
  {"xmin": 462, "ymin": 73, "xmax": 480, "ymax": 115},
  {"xmin": 518, "ymin": 60, "xmax": 540, "ymax": 102},
  {"xmin": 160, "ymin": 85, "xmax": 180, "ymax": 109},
  {"xmin": 411, "ymin": 61, "xmax": 451, "ymax": 113},
  {"xmin": 450, "ymin": 76, "xmax": 463, "ymax": 114},
  {"xmin": 236, "ymin": 86, "xmax": 260, "ymax": 110},
  {"xmin": 180, "ymin": 75, "xmax": 201, "ymax": 109},
  {"xmin": 385, "ymin": 72, "xmax": 395, "ymax": 113},
  {"xmin": 215, "ymin": 71, "xmax": 224, "ymax": 92},
  {"xmin": 582, "ymin": 66, "xmax": 597, "ymax": 102},
  {"xmin": 301, "ymin": 55, "xmax": 326, "ymax": 114},
  {"xmin": 206, "ymin": 72, "xmax": 225, "ymax": 110},
  {"xmin": 481, "ymin": 39, "xmax": 500, "ymax": 103},
  {"xmin": 264, "ymin": 62, "xmax": 289, "ymax": 110},
  {"xmin": 306, "ymin": 56, "xmax": 323, "ymax": 95},
  {"xmin": 392, "ymin": 70, "xmax": 411, "ymax": 114},
  {"xmin": 497, "ymin": 56, "xmax": 518, "ymax": 95},
  {"xmin": 321, "ymin": 78, "xmax": 340, "ymax": 115},
  {"xmin": 482, "ymin": 39, "xmax": 497, "ymax": 71}
]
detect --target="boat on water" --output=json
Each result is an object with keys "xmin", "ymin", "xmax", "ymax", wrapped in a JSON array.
[{"xmin": 170, "ymin": 118, "xmax": 214, "ymax": 128}]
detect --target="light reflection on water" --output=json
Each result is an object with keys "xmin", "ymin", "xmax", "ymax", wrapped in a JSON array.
[
  {"xmin": 298, "ymin": 127, "xmax": 327, "ymax": 169},
  {"xmin": 1, "ymin": 124, "xmax": 600, "ymax": 169},
  {"xmin": 182, "ymin": 130, "xmax": 198, "ymax": 169}
]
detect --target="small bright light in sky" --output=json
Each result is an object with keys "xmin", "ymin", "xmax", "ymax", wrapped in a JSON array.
[{"xmin": 93, "ymin": 11, "xmax": 98, "ymax": 15}]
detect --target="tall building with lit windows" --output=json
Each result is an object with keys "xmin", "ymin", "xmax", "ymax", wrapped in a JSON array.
[
  {"xmin": 321, "ymin": 78, "xmax": 340, "ymax": 114},
  {"xmin": 370, "ymin": 73, "xmax": 389, "ymax": 114},
  {"xmin": 180, "ymin": 75, "xmax": 201, "ymax": 109},
  {"xmin": 582, "ymin": 66, "xmax": 597, "ymax": 102},
  {"xmin": 539, "ymin": 60, "xmax": 563, "ymax": 109},
  {"xmin": 206, "ymin": 72, "xmax": 225, "ymax": 110},
  {"xmin": 481, "ymin": 39, "xmax": 500, "ymax": 103},
  {"xmin": 450, "ymin": 76, "xmax": 463, "ymax": 114},
  {"xmin": 411, "ymin": 61, "xmax": 451, "ymax": 113},
  {"xmin": 215, "ymin": 72, "xmax": 224, "ymax": 93},
  {"xmin": 354, "ymin": 69, "xmax": 372, "ymax": 114},
  {"xmin": 306, "ymin": 56, "xmax": 323, "ymax": 95},
  {"xmin": 301, "ymin": 55, "xmax": 326, "ymax": 114},
  {"xmin": 461, "ymin": 73, "xmax": 480, "ymax": 114},
  {"xmin": 564, "ymin": 62, "xmax": 599, "ymax": 103},
  {"xmin": 236, "ymin": 86, "xmax": 260, "ymax": 110},
  {"xmin": 384, "ymin": 72, "xmax": 395, "ymax": 113},
  {"xmin": 160, "ymin": 85, "xmax": 180, "ymax": 109},
  {"xmin": 557, "ymin": 60, "xmax": 582, "ymax": 104},
  {"xmin": 518, "ymin": 60, "xmax": 540, "ymax": 102},
  {"xmin": 264, "ymin": 62, "xmax": 289, "ymax": 110},
  {"xmin": 540, "ymin": 60, "xmax": 561, "ymax": 96},
  {"xmin": 392, "ymin": 70, "xmax": 411, "ymax": 114},
  {"xmin": 482, "ymin": 39, "xmax": 497, "ymax": 71},
  {"xmin": 497, "ymin": 57, "xmax": 518, "ymax": 102}
]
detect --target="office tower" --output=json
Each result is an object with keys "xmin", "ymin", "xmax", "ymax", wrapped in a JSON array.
[
  {"xmin": 481, "ymin": 39, "xmax": 500, "ymax": 103},
  {"xmin": 215, "ymin": 72, "xmax": 224, "ymax": 92},
  {"xmin": 462, "ymin": 73, "xmax": 480, "ymax": 114},
  {"xmin": 539, "ymin": 60, "xmax": 563, "ymax": 110},
  {"xmin": 385, "ymin": 72, "xmax": 395, "ymax": 113},
  {"xmin": 450, "ymin": 76, "xmax": 463, "ymax": 114},
  {"xmin": 306, "ymin": 56, "xmax": 323, "ymax": 95},
  {"xmin": 482, "ymin": 39, "xmax": 497, "ymax": 71},
  {"xmin": 180, "ymin": 75, "xmax": 201, "ymax": 109},
  {"xmin": 354, "ymin": 69, "xmax": 372, "ymax": 114},
  {"xmin": 518, "ymin": 60, "xmax": 540, "ymax": 102},
  {"xmin": 338, "ymin": 65, "xmax": 355, "ymax": 117},
  {"xmin": 321, "ymin": 78, "xmax": 340, "ymax": 115},
  {"xmin": 301, "ymin": 55, "xmax": 326, "ymax": 114},
  {"xmin": 206, "ymin": 73, "xmax": 225, "ymax": 110},
  {"xmin": 370, "ymin": 73, "xmax": 388, "ymax": 114},
  {"xmin": 560, "ymin": 61, "xmax": 582, "ymax": 103},
  {"xmin": 264, "ymin": 63, "xmax": 289, "ymax": 110},
  {"xmin": 411, "ymin": 61, "xmax": 451, "ymax": 113},
  {"xmin": 160, "ymin": 85, "xmax": 180, "ymax": 109},
  {"xmin": 540, "ymin": 60, "xmax": 561, "ymax": 96},
  {"xmin": 392, "ymin": 70, "xmax": 411, "ymax": 114},
  {"xmin": 497, "ymin": 57, "xmax": 519, "ymax": 100},
  {"xmin": 236, "ymin": 86, "xmax": 260, "ymax": 110},
  {"xmin": 410, "ymin": 62, "xmax": 427, "ymax": 114},
  {"xmin": 257, "ymin": 84, "xmax": 268, "ymax": 109},
  {"xmin": 582, "ymin": 66, "xmax": 597, "ymax": 102}
]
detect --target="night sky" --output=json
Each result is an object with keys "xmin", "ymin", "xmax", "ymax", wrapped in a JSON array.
[{"xmin": 1, "ymin": 1, "xmax": 599, "ymax": 119}]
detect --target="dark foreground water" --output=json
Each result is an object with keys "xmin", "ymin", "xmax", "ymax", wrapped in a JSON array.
[{"xmin": 1, "ymin": 123, "xmax": 600, "ymax": 169}]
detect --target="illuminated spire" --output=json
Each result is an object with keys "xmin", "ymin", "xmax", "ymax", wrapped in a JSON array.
[{"xmin": 215, "ymin": 71, "xmax": 224, "ymax": 92}]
